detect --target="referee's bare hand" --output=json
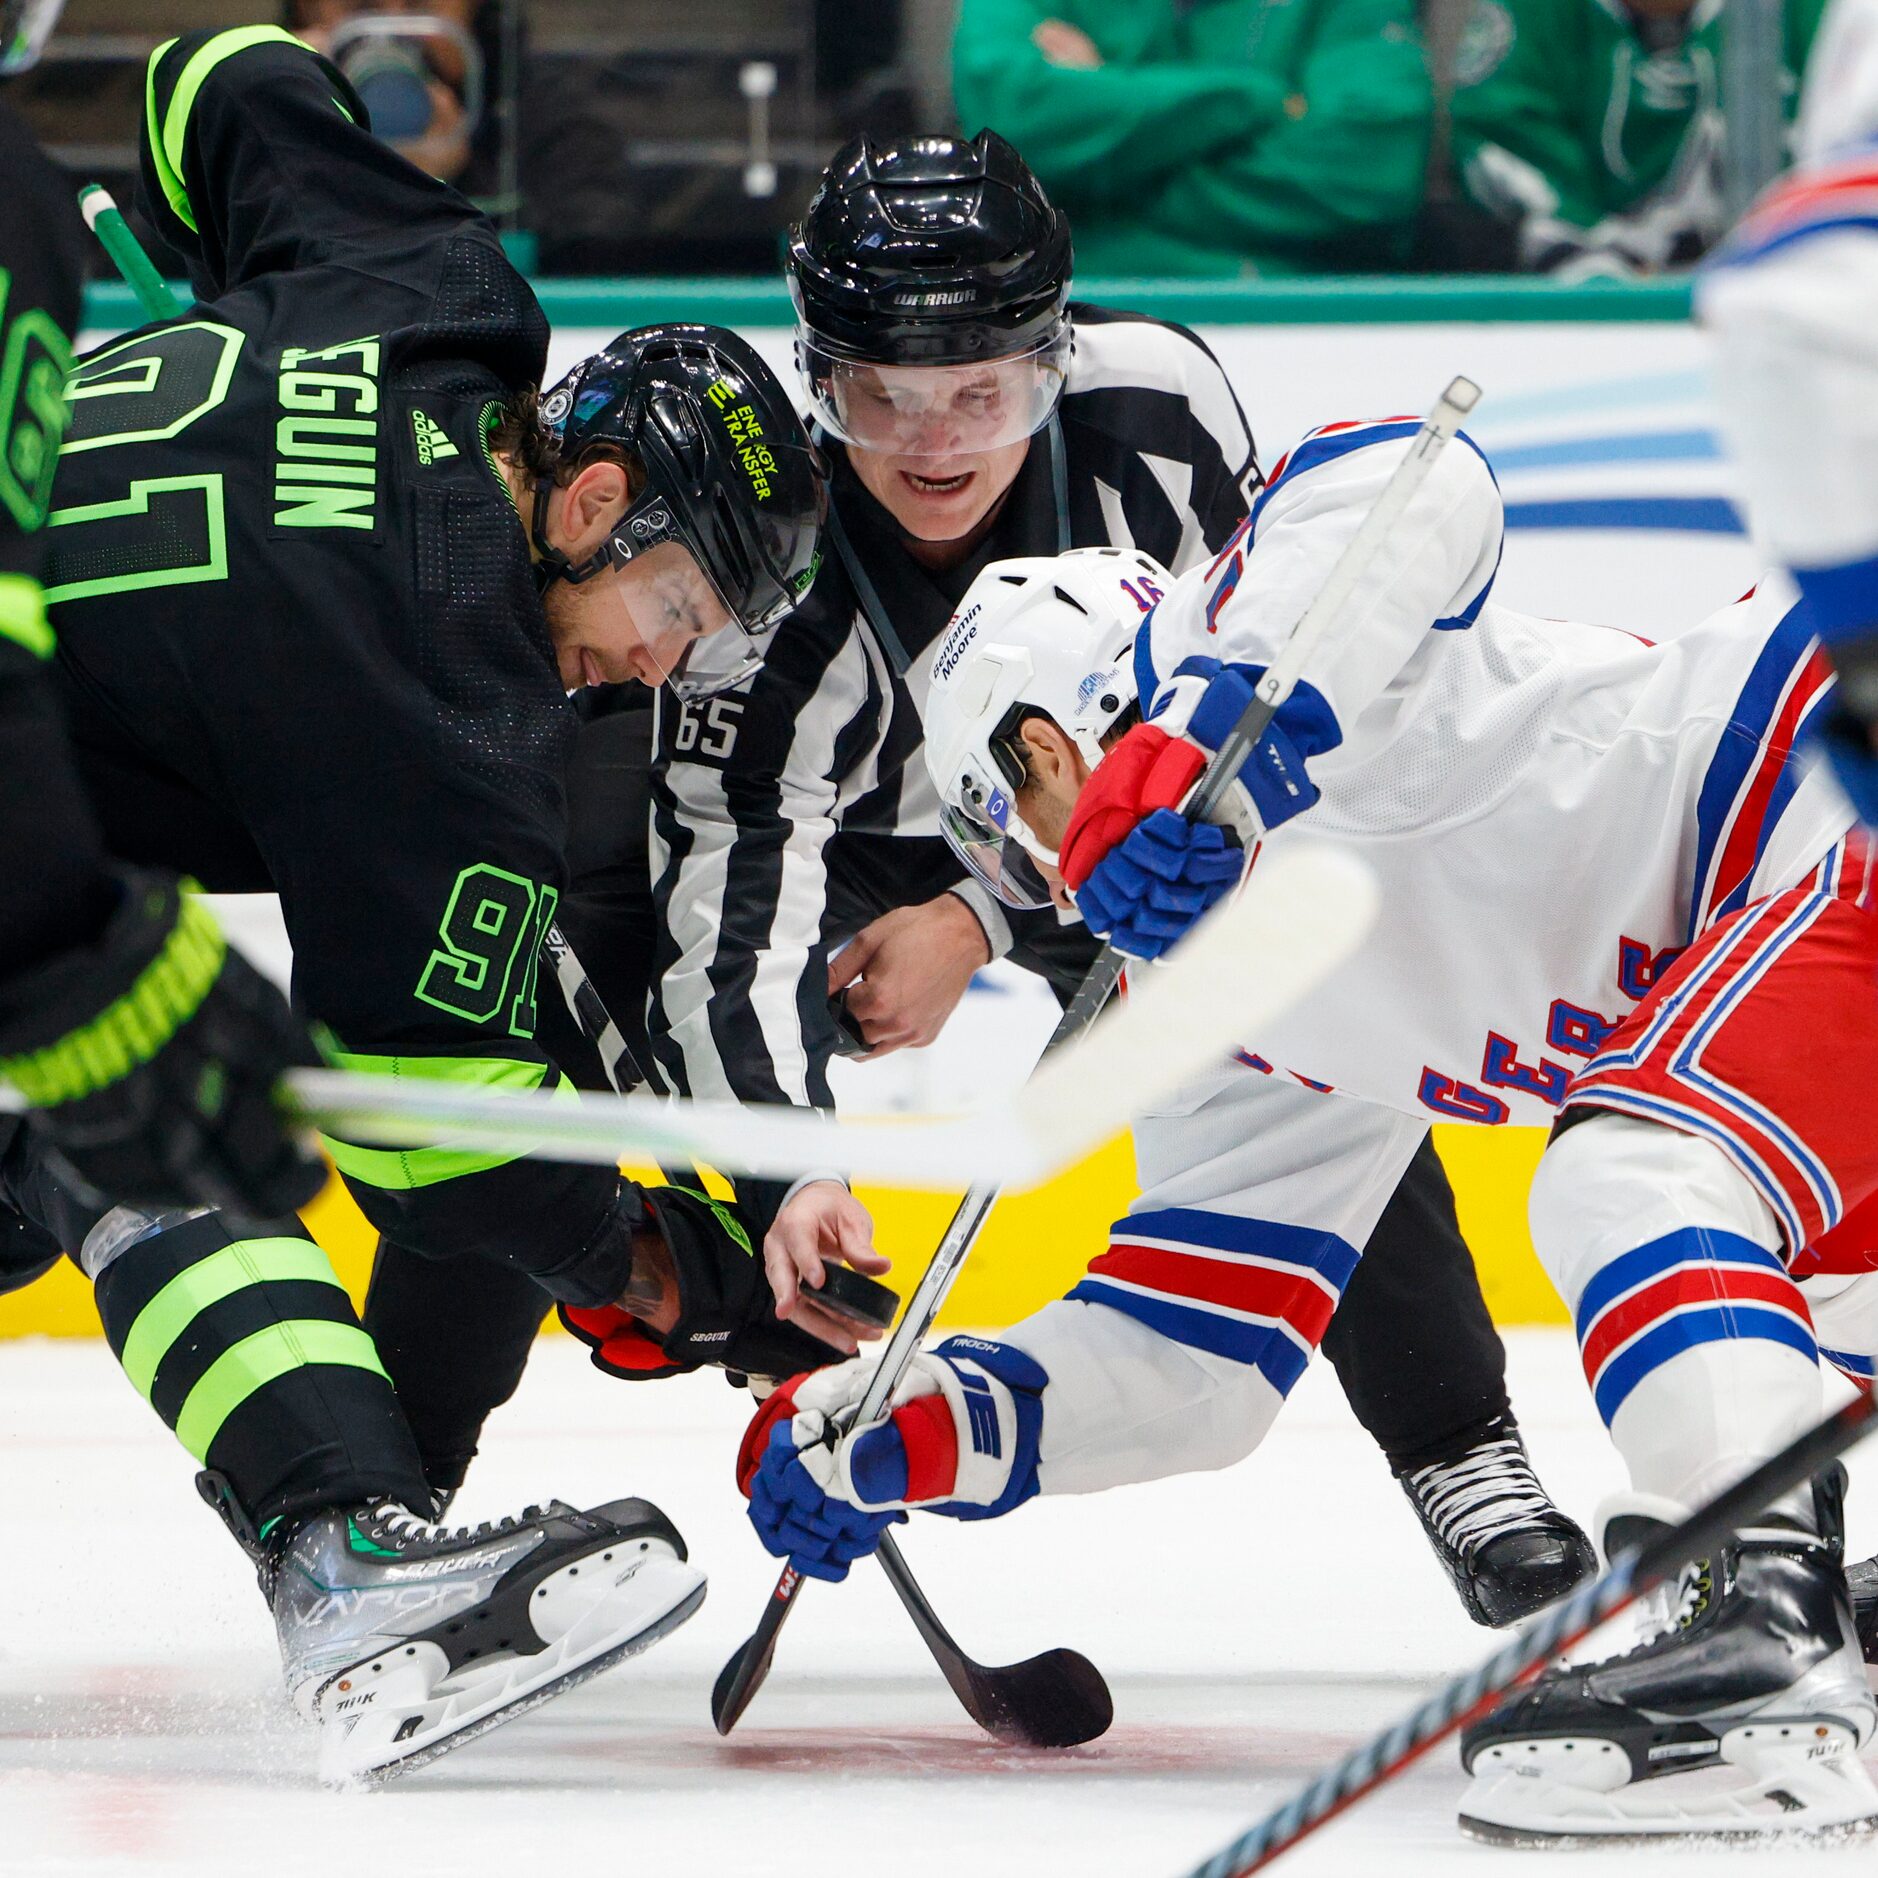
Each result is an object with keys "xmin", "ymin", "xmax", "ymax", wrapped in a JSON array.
[
  {"xmin": 827, "ymin": 895, "xmax": 992, "ymax": 1056},
  {"xmin": 764, "ymin": 1181, "xmax": 892, "ymax": 1355}
]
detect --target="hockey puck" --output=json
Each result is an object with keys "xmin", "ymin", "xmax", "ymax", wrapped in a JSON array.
[{"xmin": 810, "ymin": 1262, "xmax": 899, "ymax": 1330}]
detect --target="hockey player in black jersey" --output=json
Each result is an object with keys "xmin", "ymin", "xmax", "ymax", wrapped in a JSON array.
[
  {"xmin": 0, "ymin": 1, "xmax": 321, "ymax": 1225},
  {"xmin": 3, "ymin": 25, "xmax": 837, "ymax": 1778},
  {"xmin": 373, "ymin": 132, "xmax": 1597, "ymax": 1629}
]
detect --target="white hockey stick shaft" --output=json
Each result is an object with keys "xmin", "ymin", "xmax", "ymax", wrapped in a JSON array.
[
  {"xmin": 278, "ymin": 843, "xmax": 1371, "ymax": 1189},
  {"xmin": 842, "ymin": 375, "xmax": 1479, "ymax": 1426},
  {"xmin": 1250, "ymin": 377, "xmax": 1479, "ymax": 721},
  {"xmin": 0, "ymin": 855, "xmax": 1372, "ymax": 1186}
]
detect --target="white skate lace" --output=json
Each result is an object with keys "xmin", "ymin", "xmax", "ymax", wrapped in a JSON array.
[
  {"xmin": 1625, "ymin": 1560, "xmax": 1711, "ymax": 1651},
  {"xmin": 1406, "ymin": 1434, "xmax": 1556, "ymax": 1559},
  {"xmin": 364, "ymin": 1501, "xmax": 552, "ymax": 1548}
]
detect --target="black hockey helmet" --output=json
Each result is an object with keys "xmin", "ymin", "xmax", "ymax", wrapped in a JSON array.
[
  {"xmin": 790, "ymin": 131, "xmax": 1072, "ymax": 364},
  {"xmin": 1, "ymin": 0, "xmax": 65, "ymax": 73},
  {"xmin": 788, "ymin": 133, "xmax": 1073, "ymax": 456},
  {"xmin": 531, "ymin": 322, "xmax": 827, "ymax": 699}
]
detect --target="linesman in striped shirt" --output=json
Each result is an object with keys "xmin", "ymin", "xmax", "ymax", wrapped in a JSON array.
[{"xmin": 371, "ymin": 132, "xmax": 1594, "ymax": 1628}]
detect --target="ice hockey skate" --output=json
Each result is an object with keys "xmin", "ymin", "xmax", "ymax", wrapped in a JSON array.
[
  {"xmin": 1459, "ymin": 1487, "xmax": 1878, "ymax": 1845},
  {"xmin": 1851, "ymin": 1551, "xmax": 1878, "ymax": 1666},
  {"xmin": 1396, "ymin": 1420, "xmax": 1596, "ymax": 1627},
  {"xmin": 269, "ymin": 1496, "xmax": 706, "ymax": 1783}
]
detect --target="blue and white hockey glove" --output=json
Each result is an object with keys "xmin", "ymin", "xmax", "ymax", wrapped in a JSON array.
[
  {"xmin": 1061, "ymin": 659, "xmax": 1340, "ymax": 960},
  {"xmin": 737, "ymin": 1336, "xmax": 1048, "ymax": 1582}
]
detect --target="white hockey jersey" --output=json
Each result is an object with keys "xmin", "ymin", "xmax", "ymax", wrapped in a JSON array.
[
  {"xmin": 1699, "ymin": 0, "xmax": 1878, "ymax": 645},
  {"xmin": 993, "ymin": 416, "xmax": 1855, "ymax": 1501}
]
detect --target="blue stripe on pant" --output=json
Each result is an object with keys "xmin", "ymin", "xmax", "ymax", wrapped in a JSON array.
[{"xmin": 1593, "ymin": 1305, "xmax": 1819, "ymax": 1425}]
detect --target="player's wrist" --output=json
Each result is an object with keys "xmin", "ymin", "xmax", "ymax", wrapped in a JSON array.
[{"xmin": 937, "ymin": 886, "xmax": 999, "ymax": 965}]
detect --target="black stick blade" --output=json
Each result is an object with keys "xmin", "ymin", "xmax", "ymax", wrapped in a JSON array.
[
  {"xmin": 711, "ymin": 1563, "xmax": 801, "ymax": 1736},
  {"xmin": 875, "ymin": 1536, "xmax": 1113, "ymax": 1747},
  {"xmin": 964, "ymin": 1646, "xmax": 1114, "ymax": 1749}
]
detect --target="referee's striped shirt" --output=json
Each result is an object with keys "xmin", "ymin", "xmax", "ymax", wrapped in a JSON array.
[{"xmin": 644, "ymin": 305, "xmax": 1261, "ymax": 1201}]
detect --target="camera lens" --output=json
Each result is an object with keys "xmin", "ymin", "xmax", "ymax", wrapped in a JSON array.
[{"xmin": 338, "ymin": 40, "xmax": 435, "ymax": 143}]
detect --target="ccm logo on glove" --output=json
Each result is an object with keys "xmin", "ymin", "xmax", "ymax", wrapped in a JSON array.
[{"xmin": 736, "ymin": 1338, "xmax": 1049, "ymax": 1582}]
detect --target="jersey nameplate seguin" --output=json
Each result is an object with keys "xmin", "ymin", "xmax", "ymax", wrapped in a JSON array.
[{"xmin": 273, "ymin": 334, "xmax": 382, "ymax": 533}]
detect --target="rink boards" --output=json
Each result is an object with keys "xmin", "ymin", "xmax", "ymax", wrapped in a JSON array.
[{"xmin": 4, "ymin": 280, "xmax": 1760, "ymax": 1341}]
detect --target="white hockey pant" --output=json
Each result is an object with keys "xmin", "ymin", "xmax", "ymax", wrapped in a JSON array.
[{"xmin": 1530, "ymin": 1113, "xmax": 1829, "ymax": 1520}]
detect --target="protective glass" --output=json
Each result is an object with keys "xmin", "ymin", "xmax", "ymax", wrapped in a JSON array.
[
  {"xmin": 939, "ymin": 775, "xmax": 1056, "ymax": 912},
  {"xmin": 0, "ymin": 0, "xmax": 64, "ymax": 74},
  {"xmin": 602, "ymin": 540, "xmax": 763, "ymax": 704},
  {"xmin": 800, "ymin": 330, "xmax": 1071, "ymax": 459}
]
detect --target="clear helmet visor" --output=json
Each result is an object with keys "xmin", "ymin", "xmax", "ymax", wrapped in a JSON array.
[
  {"xmin": 801, "ymin": 330, "xmax": 1070, "ymax": 460},
  {"xmin": 595, "ymin": 538, "xmax": 766, "ymax": 703},
  {"xmin": 938, "ymin": 775, "xmax": 1056, "ymax": 912}
]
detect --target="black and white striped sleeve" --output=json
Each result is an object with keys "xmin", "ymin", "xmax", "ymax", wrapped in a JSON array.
[
  {"xmin": 645, "ymin": 607, "xmax": 889, "ymax": 1111},
  {"xmin": 1066, "ymin": 307, "xmax": 1263, "ymax": 565},
  {"xmin": 1166, "ymin": 322, "xmax": 1264, "ymax": 552}
]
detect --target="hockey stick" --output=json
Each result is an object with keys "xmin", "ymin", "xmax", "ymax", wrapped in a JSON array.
[
  {"xmin": 0, "ymin": 850, "xmax": 1380, "ymax": 1177},
  {"xmin": 542, "ymin": 926, "xmax": 1112, "ymax": 1745},
  {"xmin": 79, "ymin": 185, "xmax": 185, "ymax": 320},
  {"xmin": 259, "ymin": 848, "xmax": 1372, "ymax": 1186},
  {"xmin": 1177, "ymin": 1387, "xmax": 1878, "ymax": 1877},
  {"xmin": 710, "ymin": 375, "xmax": 1480, "ymax": 1740}
]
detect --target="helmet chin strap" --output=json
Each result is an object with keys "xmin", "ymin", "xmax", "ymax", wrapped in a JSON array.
[
  {"xmin": 1012, "ymin": 816, "xmax": 1062, "ymax": 872},
  {"xmin": 529, "ymin": 476, "xmax": 613, "ymax": 594}
]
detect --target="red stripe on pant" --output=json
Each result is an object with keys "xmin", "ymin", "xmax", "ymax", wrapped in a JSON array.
[
  {"xmin": 1091, "ymin": 1244, "xmax": 1338, "ymax": 1347},
  {"xmin": 1581, "ymin": 1266, "xmax": 1813, "ymax": 1390}
]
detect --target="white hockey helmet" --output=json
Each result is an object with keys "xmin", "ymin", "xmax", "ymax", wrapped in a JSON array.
[{"xmin": 925, "ymin": 546, "xmax": 1170, "ymax": 909}]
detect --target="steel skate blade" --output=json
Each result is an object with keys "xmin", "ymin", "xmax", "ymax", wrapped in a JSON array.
[
  {"xmin": 1460, "ymin": 1725, "xmax": 1878, "ymax": 1848},
  {"xmin": 1460, "ymin": 1808, "xmax": 1878, "ymax": 1851},
  {"xmin": 318, "ymin": 1558, "xmax": 706, "ymax": 1785}
]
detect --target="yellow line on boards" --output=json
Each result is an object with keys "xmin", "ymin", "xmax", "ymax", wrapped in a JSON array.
[{"xmin": 0, "ymin": 1126, "xmax": 1567, "ymax": 1339}]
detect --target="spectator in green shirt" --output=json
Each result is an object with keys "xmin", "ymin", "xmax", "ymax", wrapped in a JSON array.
[
  {"xmin": 1448, "ymin": 0, "xmax": 1826, "ymax": 275},
  {"xmin": 951, "ymin": 0, "xmax": 1433, "ymax": 277}
]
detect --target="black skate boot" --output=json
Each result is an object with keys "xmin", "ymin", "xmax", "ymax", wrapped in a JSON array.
[
  {"xmin": 267, "ymin": 1496, "xmax": 706, "ymax": 1782},
  {"xmin": 1459, "ymin": 1476, "xmax": 1877, "ymax": 1845},
  {"xmin": 1396, "ymin": 1418, "xmax": 1596, "ymax": 1626},
  {"xmin": 1849, "ymin": 1552, "xmax": 1878, "ymax": 1666}
]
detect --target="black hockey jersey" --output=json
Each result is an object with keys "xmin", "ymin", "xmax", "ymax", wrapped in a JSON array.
[
  {"xmin": 0, "ymin": 98, "xmax": 114, "ymax": 981},
  {"xmin": 42, "ymin": 30, "xmax": 621, "ymax": 1299}
]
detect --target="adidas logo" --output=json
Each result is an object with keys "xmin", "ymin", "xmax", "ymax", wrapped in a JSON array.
[{"xmin": 412, "ymin": 409, "xmax": 459, "ymax": 465}]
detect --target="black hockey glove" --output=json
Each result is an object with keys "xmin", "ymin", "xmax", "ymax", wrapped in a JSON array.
[
  {"xmin": 559, "ymin": 1182, "xmax": 868, "ymax": 1386},
  {"xmin": 0, "ymin": 870, "xmax": 327, "ymax": 1218}
]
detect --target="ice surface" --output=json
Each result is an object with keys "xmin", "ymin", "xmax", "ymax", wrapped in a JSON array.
[{"xmin": 3, "ymin": 1329, "xmax": 1874, "ymax": 1877}]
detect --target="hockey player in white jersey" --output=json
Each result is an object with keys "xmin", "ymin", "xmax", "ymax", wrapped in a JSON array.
[
  {"xmin": 1700, "ymin": 0, "xmax": 1878, "ymax": 834},
  {"xmin": 737, "ymin": 413, "xmax": 1878, "ymax": 1841}
]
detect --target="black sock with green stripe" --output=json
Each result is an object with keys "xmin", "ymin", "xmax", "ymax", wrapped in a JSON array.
[{"xmin": 92, "ymin": 1210, "xmax": 431, "ymax": 1532}]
